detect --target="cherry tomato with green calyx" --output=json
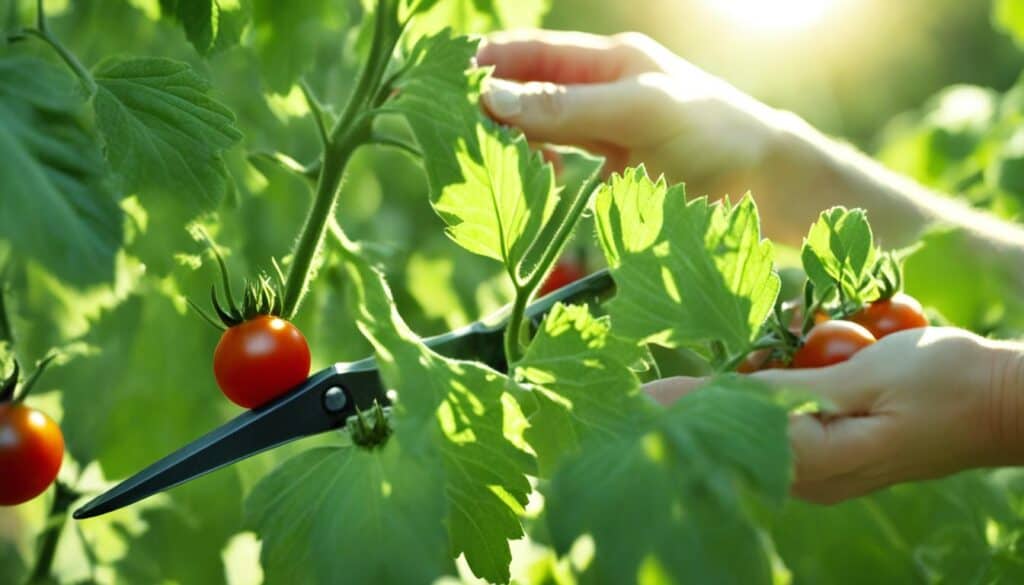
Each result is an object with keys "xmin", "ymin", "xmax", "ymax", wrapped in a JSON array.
[
  {"xmin": 851, "ymin": 293, "xmax": 928, "ymax": 339},
  {"xmin": 213, "ymin": 315, "xmax": 311, "ymax": 409},
  {"xmin": 792, "ymin": 320, "xmax": 876, "ymax": 369},
  {"xmin": 0, "ymin": 402, "xmax": 64, "ymax": 506}
]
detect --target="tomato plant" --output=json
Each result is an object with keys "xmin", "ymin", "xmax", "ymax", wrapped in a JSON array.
[{"xmin": 1, "ymin": 1, "xmax": 1023, "ymax": 584}]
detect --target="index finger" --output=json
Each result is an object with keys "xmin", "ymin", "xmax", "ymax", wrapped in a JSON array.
[{"xmin": 476, "ymin": 30, "xmax": 648, "ymax": 84}]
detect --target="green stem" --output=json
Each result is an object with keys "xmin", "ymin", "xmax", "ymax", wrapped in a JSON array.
[
  {"xmin": 281, "ymin": 0, "xmax": 401, "ymax": 318},
  {"xmin": 24, "ymin": 28, "xmax": 96, "ymax": 95},
  {"xmin": 16, "ymin": 353, "xmax": 56, "ymax": 403},
  {"xmin": 281, "ymin": 122, "xmax": 371, "ymax": 318},
  {"xmin": 299, "ymin": 79, "xmax": 330, "ymax": 148},
  {"xmin": 24, "ymin": 481, "xmax": 77, "ymax": 585},
  {"xmin": 501, "ymin": 167, "xmax": 603, "ymax": 365},
  {"xmin": 503, "ymin": 288, "xmax": 530, "ymax": 365},
  {"xmin": 369, "ymin": 133, "xmax": 422, "ymax": 158},
  {"xmin": 522, "ymin": 171, "xmax": 603, "ymax": 294},
  {"xmin": 328, "ymin": 0, "xmax": 398, "ymax": 145},
  {"xmin": 0, "ymin": 281, "xmax": 13, "ymax": 346}
]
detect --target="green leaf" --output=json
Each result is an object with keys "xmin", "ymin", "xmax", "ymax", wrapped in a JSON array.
[
  {"xmin": 0, "ymin": 55, "xmax": 122, "ymax": 287},
  {"xmin": 544, "ymin": 379, "xmax": 790, "ymax": 583},
  {"xmin": 516, "ymin": 303, "xmax": 657, "ymax": 475},
  {"xmin": 251, "ymin": 0, "xmax": 343, "ymax": 94},
  {"xmin": 435, "ymin": 124, "xmax": 556, "ymax": 268},
  {"xmin": 594, "ymin": 167, "xmax": 779, "ymax": 360},
  {"xmin": 390, "ymin": 31, "xmax": 598, "ymax": 286},
  {"xmin": 800, "ymin": 207, "xmax": 879, "ymax": 306},
  {"xmin": 158, "ymin": 0, "xmax": 250, "ymax": 55},
  {"xmin": 247, "ymin": 444, "xmax": 451, "ymax": 585},
  {"xmin": 93, "ymin": 57, "xmax": 243, "ymax": 212},
  {"xmin": 256, "ymin": 238, "xmax": 535, "ymax": 583}
]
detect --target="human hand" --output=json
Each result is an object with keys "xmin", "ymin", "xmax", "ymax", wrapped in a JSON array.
[
  {"xmin": 475, "ymin": 30, "xmax": 788, "ymax": 185},
  {"xmin": 645, "ymin": 327, "xmax": 1024, "ymax": 504}
]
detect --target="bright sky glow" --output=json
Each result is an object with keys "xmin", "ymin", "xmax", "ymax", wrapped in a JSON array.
[{"xmin": 708, "ymin": 0, "xmax": 841, "ymax": 32}]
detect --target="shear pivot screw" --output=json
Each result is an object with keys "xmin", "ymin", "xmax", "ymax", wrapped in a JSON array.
[{"xmin": 324, "ymin": 387, "xmax": 348, "ymax": 412}]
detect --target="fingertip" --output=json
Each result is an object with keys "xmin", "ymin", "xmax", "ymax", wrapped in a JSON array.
[
  {"xmin": 643, "ymin": 376, "xmax": 707, "ymax": 406},
  {"xmin": 481, "ymin": 78, "xmax": 523, "ymax": 121}
]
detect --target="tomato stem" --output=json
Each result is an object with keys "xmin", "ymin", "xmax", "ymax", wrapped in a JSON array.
[
  {"xmin": 22, "ymin": 27, "xmax": 97, "ymax": 96},
  {"xmin": 368, "ymin": 133, "xmax": 422, "ymax": 159},
  {"xmin": 299, "ymin": 79, "xmax": 331, "ymax": 148},
  {"xmin": 24, "ymin": 481, "xmax": 78, "ymax": 585},
  {"xmin": 281, "ymin": 0, "xmax": 401, "ymax": 319},
  {"xmin": 503, "ymin": 169, "xmax": 603, "ymax": 364},
  {"xmin": 503, "ymin": 289, "xmax": 530, "ymax": 365},
  {"xmin": 0, "ymin": 278, "xmax": 13, "ymax": 346},
  {"xmin": 16, "ymin": 353, "xmax": 57, "ymax": 403}
]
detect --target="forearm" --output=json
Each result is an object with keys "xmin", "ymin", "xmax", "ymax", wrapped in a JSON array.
[{"xmin": 715, "ymin": 110, "xmax": 1024, "ymax": 265}]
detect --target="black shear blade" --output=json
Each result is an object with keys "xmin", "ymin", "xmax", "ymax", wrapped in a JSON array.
[{"xmin": 73, "ymin": 360, "xmax": 382, "ymax": 519}]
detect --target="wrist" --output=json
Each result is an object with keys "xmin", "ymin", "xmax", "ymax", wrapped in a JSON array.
[{"xmin": 981, "ymin": 338, "xmax": 1024, "ymax": 465}]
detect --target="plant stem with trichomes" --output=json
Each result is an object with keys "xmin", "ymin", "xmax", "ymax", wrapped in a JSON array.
[
  {"xmin": 502, "ymin": 171, "xmax": 603, "ymax": 365},
  {"xmin": 281, "ymin": 0, "xmax": 402, "ymax": 319}
]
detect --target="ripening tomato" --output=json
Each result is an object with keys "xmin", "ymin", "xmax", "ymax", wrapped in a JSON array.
[
  {"xmin": 213, "ymin": 315, "xmax": 311, "ymax": 409},
  {"xmin": 538, "ymin": 259, "xmax": 587, "ymax": 297},
  {"xmin": 0, "ymin": 403, "xmax": 64, "ymax": 506},
  {"xmin": 850, "ymin": 293, "xmax": 928, "ymax": 339},
  {"xmin": 736, "ymin": 349, "xmax": 786, "ymax": 373},
  {"xmin": 792, "ymin": 320, "xmax": 876, "ymax": 369}
]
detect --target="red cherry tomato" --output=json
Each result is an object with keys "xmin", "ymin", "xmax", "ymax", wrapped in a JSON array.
[
  {"xmin": 792, "ymin": 320, "xmax": 876, "ymax": 369},
  {"xmin": 0, "ymin": 403, "xmax": 64, "ymax": 506},
  {"xmin": 538, "ymin": 259, "xmax": 587, "ymax": 297},
  {"xmin": 213, "ymin": 315, "xmax": 311, "ymax": 409},
  {"xmin": 850, "ymin": 293, "xmax": 928, "ymax": 339},
  {"xmin": 736, "ymin": 349, "xmax": 786, "ymax": 373}
]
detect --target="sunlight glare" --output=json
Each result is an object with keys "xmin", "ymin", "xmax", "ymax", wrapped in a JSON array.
[{"xmin": 708, "ymin": 0, "xmax": 840, "ymax": 32}]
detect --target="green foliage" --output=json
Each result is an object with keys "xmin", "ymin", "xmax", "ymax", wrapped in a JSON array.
[
  {"xmin": 246, "ymin": 444, "xmax": 450, "ymax": 585},
  {"xmin": 517, "ymin": 303, "xmax": 656, "ymax": 475},
  {"xmin": 800, "ymin": 206, "xmax": 878, "ymax": 306},
  {"xmin": 93, "ymin": 57, "xmax": 243, "ymax": 212},
  {"xmin": 0, "ymin": 56, "xmax": 121, "ymax": 286},
  {"xmin": 158, "ymin": 0, "xmax": 250, "ymax": 55},
  {"xmin": 544, "ymin": 378, "xmax": 790, "ymax": 584},
  {"xmin": 595, "ymin": 167, "xmax": 779, "ymax": 364}
]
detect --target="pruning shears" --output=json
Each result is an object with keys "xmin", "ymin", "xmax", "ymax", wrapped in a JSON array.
[{"xmin": 73, "ymin": 269, "xmax": 615, "ymax": 519}]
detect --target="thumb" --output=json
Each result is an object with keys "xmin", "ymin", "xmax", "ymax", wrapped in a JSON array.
[
  {"xmin": 643, "ymin": 376, "xmax": 707, "ymax": 406},
  {"xmin": 481, "ymin": 77, "xmax": 659, "ymax": 147}
]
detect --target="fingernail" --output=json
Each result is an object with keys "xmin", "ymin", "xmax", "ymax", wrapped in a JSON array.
[{"xmin": 483, "ymin": 80, "xmax": 522, "ymax": 119}]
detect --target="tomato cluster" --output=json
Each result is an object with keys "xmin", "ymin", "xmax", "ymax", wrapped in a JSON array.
[{"xmin": 740, "ymin": 292, "xmax": 928, "ymax": 372}]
